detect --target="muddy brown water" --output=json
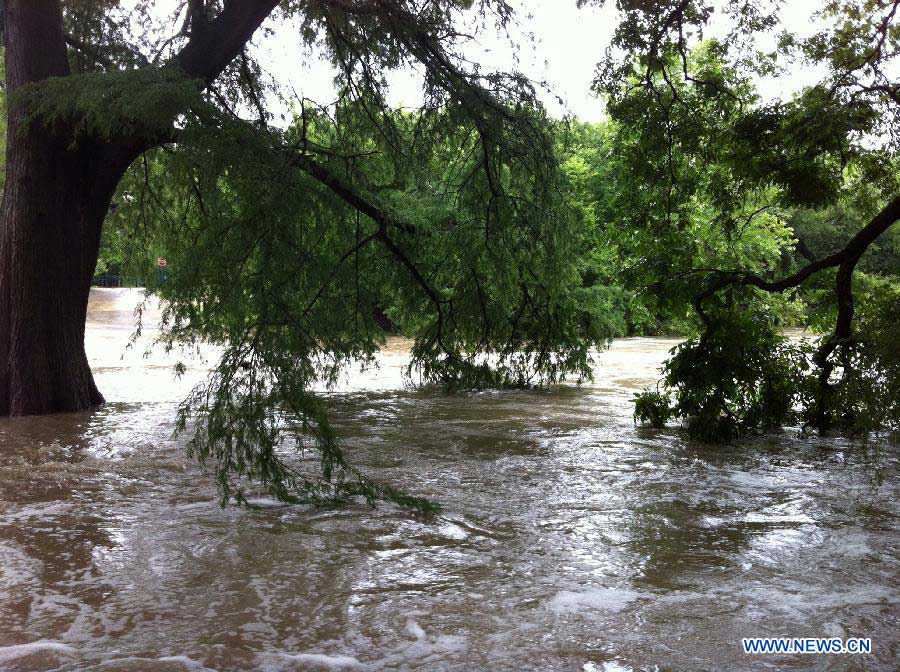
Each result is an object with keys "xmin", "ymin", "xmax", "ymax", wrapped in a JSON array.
[{"xmin": 0, "ymin": 288, "xmax": 897, "ymax": 671}]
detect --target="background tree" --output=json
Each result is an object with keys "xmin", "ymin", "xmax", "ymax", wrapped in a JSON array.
[{"xmin": 586, "ymin": 0, "xmax": 900, "ymax": 437}]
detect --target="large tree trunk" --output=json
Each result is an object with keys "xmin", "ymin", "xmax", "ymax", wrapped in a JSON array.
[
  {"xmin": 0, "ymin": 132, "xmax": 128, "ymax": 415},
  {"xmin": 0, "ymin": 0, "xmax": 115, "ymax": 415}
]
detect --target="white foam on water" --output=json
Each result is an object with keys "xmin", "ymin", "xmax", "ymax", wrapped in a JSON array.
[
  {"xmin": 699, "ymin": 515, "xmax": 727, "ymax": 528},
  {"xmin": 257, "ymin": 651, "xmax": 366, "ymax": 670},
  {"xmin": 158, "ymin": 655, "xmax": 218, "ymax": 670},
  {"xmin": 361, "ymin": 627, "xmax": 470, "ymax": 669},
  {"xmin": 0, "ymin": 640, "xmax": 77, "ymax": 662},
  {"xmin": 742, "ymin": 513, "xmax": 816, "ymax": 524},
  {"xmin": 94, "ymin": 654, "xmax": 217, "ymax": 670},
  {"xmin": 436, "ymin": 521, "xmax": 469, "ymax": 540},
  {"xmin": 391, "ymin": 634, "xmax": 468, "ymax": 664},
  {"xmin": 405, "ymin": 619, "xmax": 427, "ymax": 640},
  {"xmin": 824, "ymin": 530, "xmax": 875, "ymax": 557},
  {"xmin": 729, "ymin": 580, "xmax": 897, "ymax": 625},
  {"xmin": 244, "ymin": 497, "xmax": 291, "ymax": 509},
  {"xmin": 727, "ymin": 471, "xmax": 771, "ymax": 488},
  {"xmin": 0, "ymin": 541, "xmax": 42, "ymax": 589},
  {"xmin": 548, "ymin": 587, "xmax": 644, "ymax": 614},
  {"xmin": 584, "ymin": 662, "xmax": 634, "ymax": 672},
  {"xmin": 0, "ymin": 500, "xmax": 74, "ymax": 522}
]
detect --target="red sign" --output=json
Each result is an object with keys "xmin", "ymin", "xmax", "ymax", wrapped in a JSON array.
[{"xmin": 157, "ymin": 258, "xmax": 167, "ymax": 267}]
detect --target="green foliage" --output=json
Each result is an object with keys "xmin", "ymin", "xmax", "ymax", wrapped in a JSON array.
[
  {"xmin": 17, "ymin": 66, "xmax": 201, "ymax": 143},
  {"xmin": 583, "ymin": 3, "xmax": 899, "ymax": 440},
  {"xmin": 640, "ymin": 279, "xmax": 900, "ymax": 440},
  {"xmin": 632, "ymin": 389, "xmax": 671, "ymax": 428},
  {"xmin": 729, "ymin": 88, "xmax": 879, "ymax": 207},
  {"xmin": 21, "ymin": 0, "xmax": 627, "ymax": 508},
  {"xmin": 575, "ymin": 42, "xmax": 806, "ymax": 336},
  {"xmin": 809, "ymin": 280, "xmax": 900, "ymax": 433},
  {"xmin": 637, "ymin": 302, "xmax": 814, "ymax": 441}
]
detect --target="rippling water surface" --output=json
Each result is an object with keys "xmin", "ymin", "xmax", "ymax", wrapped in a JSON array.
[{"xmin": 0, "ymin": 289, "xmax": 897, "ymax": 671}]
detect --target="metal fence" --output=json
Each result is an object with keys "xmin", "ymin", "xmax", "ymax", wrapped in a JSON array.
[
  {"xmin": 92, "ymin": 266, "xmax": 170, "ymax": 288},
  {"xmin": 91, "ymin": 273, "xmax": 148, "ymax": 288}
]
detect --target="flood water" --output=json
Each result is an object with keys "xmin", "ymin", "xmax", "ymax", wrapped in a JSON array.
[{"xmin": 0, "ymin": 288, "xmax": 897, "ymax": 671}]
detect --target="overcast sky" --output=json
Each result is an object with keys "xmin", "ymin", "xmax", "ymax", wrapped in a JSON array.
[
  {"xmin": 262, "ymin": 0, "xmax": 623, "ymax": 122},
  {"xmin": 139, "ymin": 1, "xmax": 849, "ymax": 123}
]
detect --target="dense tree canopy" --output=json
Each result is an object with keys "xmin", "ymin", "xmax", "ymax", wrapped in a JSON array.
[
  {"xmin": 1, "ymin": 0, "xmax": 898, "ymax": 508},
  {"xmin": 584, "ymin": 0, "xmax": 900, "ymax": 439}
]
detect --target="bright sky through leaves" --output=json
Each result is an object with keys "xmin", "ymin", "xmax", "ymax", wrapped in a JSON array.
[{"xmin": 134, "ymin": 1, "xmax": 890, "ymax": 124}]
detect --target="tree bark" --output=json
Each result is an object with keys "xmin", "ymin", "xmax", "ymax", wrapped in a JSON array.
[{"xmin": 0, "ymin": 0, "xmax": 114, "ymax": 415}]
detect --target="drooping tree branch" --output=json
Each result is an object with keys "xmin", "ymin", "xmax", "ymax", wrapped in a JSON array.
[
  {"xmin": 283, "ymin": 148, "xmax": 457, "ymax": 358},
  {"xmin": 64, "ymin": 32, "xmax": 117, "ymax": 70}
]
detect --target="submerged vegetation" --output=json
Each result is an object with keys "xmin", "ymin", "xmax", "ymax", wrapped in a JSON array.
[{"xmin": 1, "ymin": 1, "xmax": 898, "ymax": 507}]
